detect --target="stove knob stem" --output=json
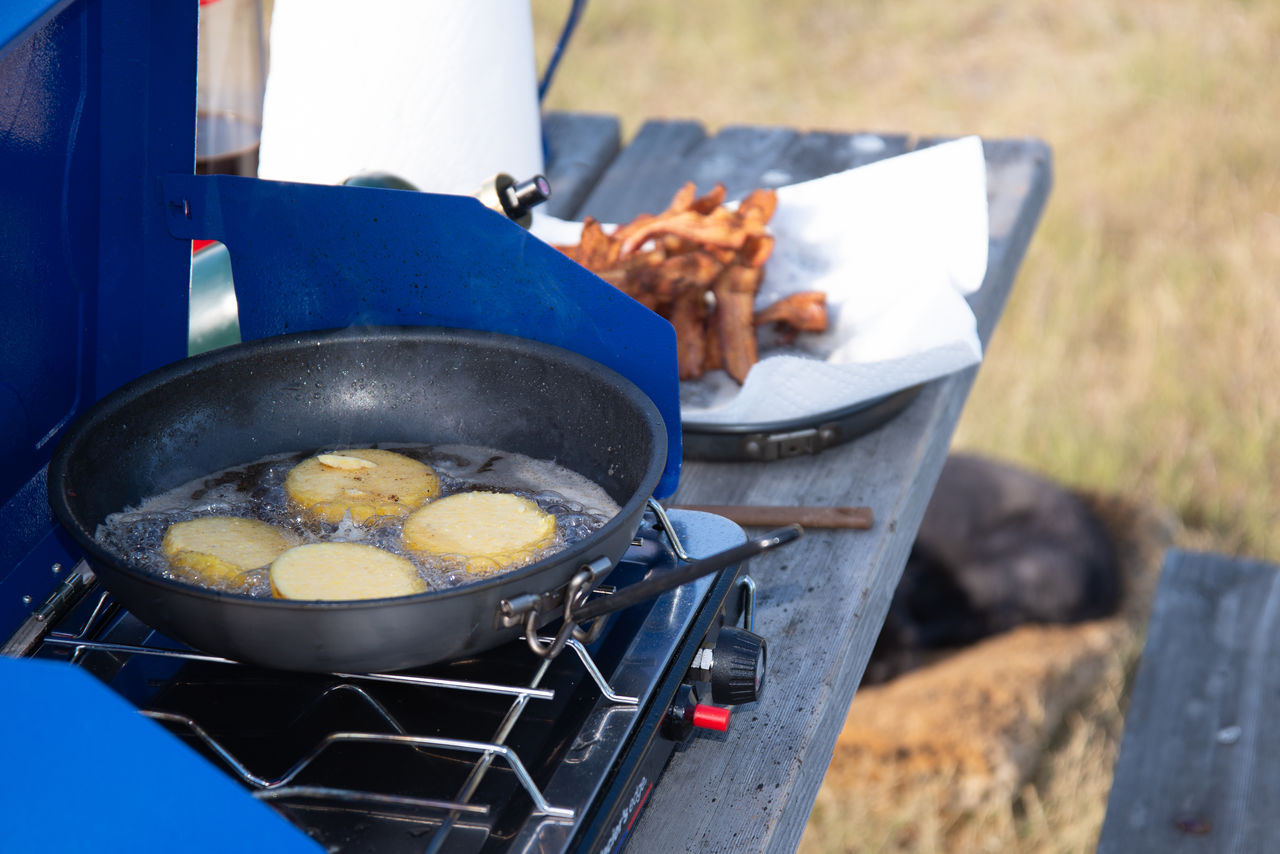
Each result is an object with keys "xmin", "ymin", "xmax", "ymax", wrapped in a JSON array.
[
  {"xmin": 473, "ymin": 173, "xmax": 551, "ymax": 227},
  {"xmin": 664, "ymin": 685, "xmax": 733, "ymax": 742},
  {"xmin": 710, "ymin": 626, "xmax": 767, "ymax": 705},
  {"xmin": 502, "ymin": 174, "xmax": 552, "ymax": 221}
]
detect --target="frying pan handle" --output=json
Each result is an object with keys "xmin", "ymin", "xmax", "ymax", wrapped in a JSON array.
[{"xmin": 569, "ymin": 525, "xmax": 802, "ymax": 624}]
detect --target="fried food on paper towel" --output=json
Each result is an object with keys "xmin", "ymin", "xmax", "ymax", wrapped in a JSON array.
[
  {"xmin": 554, "ymin": 183, "xmax": 827, "ymax": 384},
  {"xmin": 753, "ymin": 291, "xmax": 830, "ymax": 342}
]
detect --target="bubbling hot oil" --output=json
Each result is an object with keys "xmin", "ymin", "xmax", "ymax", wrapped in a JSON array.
[{"xmin": 96, "ymin": 443, "xmax": 622, "ymax": 597}]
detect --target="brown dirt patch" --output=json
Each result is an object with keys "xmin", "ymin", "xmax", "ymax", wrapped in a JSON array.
[{"xmin": 801, "ymin": 492, "xmax": 1177, "ymax": 852}]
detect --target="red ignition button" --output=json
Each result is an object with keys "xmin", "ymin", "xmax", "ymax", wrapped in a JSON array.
[{"xmin": 691, "ymin": 704, "xmax": 731, "ymax": 732}]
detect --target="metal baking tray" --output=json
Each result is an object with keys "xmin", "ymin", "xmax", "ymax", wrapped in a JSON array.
[{"xmin": 681, "ymin": 385, "xmax": 921, "ymax": 462}]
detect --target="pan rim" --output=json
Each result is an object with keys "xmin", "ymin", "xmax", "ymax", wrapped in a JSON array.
[{"xmin": 47, "ymin": 324, "xmax": 667, "ymax": 611}]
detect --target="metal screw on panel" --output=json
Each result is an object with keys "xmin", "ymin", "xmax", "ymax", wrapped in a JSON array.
[
  {"xmin": 51, "ymin": 563, "xmax": 62, "ymax": 574},
  {"xmin": 21, "ymin": 595, "xmax": 32, "ymax": 606}
]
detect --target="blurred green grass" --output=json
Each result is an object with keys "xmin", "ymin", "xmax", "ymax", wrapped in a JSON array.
[
  {"xmin": 534, "ymin": 0, "xmax": 1280, "ymax": 562},
  {"xmin": 534, "ymin": 2, "xmax": 1280, "ymax": 851}
]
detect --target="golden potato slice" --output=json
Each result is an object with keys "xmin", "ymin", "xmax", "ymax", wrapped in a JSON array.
[
  {"xmin": 284, "ymin": 448, "xmax": 441, "ymax": 524},
  {"xmin": 401, "ymin": 491, "xmax": 556, "ymax": 574},
  {"xmin": 269, "ymin": 542, "xmax": 426, "ymax": 600},
  {"xmin": 162, "ymin": 516, "xmax": 296, "ymax": 584}
]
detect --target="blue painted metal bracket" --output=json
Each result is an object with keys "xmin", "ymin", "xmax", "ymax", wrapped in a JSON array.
[{"xmin": 162, "ymin": 173, "xmax": 682, "ymax": 497}]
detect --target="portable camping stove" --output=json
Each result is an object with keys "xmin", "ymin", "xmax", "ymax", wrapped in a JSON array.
[
  {"xmin": 5, "ymin": 505, "xmax": 765, "ymax": 853},
  {"xmin": 0, "ymin": 3, "xmax": 772, "ymax": 850}
]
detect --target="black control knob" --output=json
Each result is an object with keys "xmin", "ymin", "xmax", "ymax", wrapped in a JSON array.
[{"xmin": 710, "ymin": 627, "xmax": 767, "ymax": 705}]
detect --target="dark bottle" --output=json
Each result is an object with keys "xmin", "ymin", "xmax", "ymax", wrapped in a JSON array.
[{"xmin": 196, "ymin": 0, "xmax": 266, "ymax": 177}]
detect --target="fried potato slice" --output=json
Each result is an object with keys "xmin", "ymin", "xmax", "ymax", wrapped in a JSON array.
[
  {"xmin": 269, "ymin": 542, "xmax": 426, "ymax": 600},
  {"xmin": 402, "ymin": 491, "xmax": 556, "ymax": 575},
  {"xmin": 162, "ymin": 516, "xmax": 296, "ymax": 583},
  {"xmin": 285, "ymin": 448, "xmax": 441, "ymax": 525}
]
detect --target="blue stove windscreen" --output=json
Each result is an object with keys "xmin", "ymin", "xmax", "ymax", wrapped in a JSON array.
[
  {"xmin": 0, "ymin": 0, "xmax": 680, "ymax": 644},
  {"xmin": 0, "ymin": 657, "xmax": 323, "ymax": 853},
  {"xmin": 163, "ymin": 173, "xmax": 684, "ymax": 498},
  {"xmin": 0, "ymin": 0, "xmax": 197, "ymax": 635}
]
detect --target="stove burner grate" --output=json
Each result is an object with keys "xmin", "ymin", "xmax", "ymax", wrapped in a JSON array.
[
  {"xmin": 34, "ymin": 586, "xmax": 643, "ymax": 826},
  {"xmin": 10, "ymin": 509, "xmax": 750, "ymax": 854}
]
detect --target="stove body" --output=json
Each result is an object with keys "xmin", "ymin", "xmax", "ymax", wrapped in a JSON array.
[
  {"xmin": 0, "ymin": 2, "xmax": 762, "ymax": 851},
  {"xmin": 5, "ymin": 508, "xmax": 754, "ymax": 853}
]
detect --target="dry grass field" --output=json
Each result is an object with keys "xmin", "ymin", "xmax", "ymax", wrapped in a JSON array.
[
  {"xmin": 535, "ymin": 0, "xmax": 1280, "ymax": 559},
  {"xmin": 533, "ymin": 1, "xmax": 1280, "ymax": 851}
]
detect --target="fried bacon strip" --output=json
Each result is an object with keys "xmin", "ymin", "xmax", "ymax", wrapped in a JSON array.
[
  {"xmin": 669, "ymin": 288, "xmax": 708, "ymax": 380},
  {"xmin": 712, "ymin": 265, "xmax": 762, "ymax": 384},
  {"xmin": 754, "ymin": 290, "xmax": 829, "ymax": 332},
  {"xmin": 553, "ymin": 182, "xmax": 827, "ymax": 384}
]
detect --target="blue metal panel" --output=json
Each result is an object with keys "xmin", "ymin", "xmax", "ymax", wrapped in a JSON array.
[
  {"xmin": 0, "ymin": 485, "xmax": 77, "ymax": 634},
  {"xmin": 1, "ymin": 0, "xmax": 202, "ymax": 633},
  {"xmin": 0, "ymin": 657, "xmax": 322, "ymax": 853},
  {"xmin": 0, "ymin": 0, "xmax": 682, "ymax": 649},
  {"xmin": 94, "ymin": 0, "xmax": 196, "ymax": 395},
  {"xmin": 1, "ymin": 0, "xmax": 104, "ymax": 631},
  {"xmin": 163, "ymin": 173, "xmax": 684, "ymax": 497},
  {"xmin": 0, "ymin": 0, "xmax": 98, "ymax": 507},
  {"xmin": 0, "ymin": 0, "xmax": 77, "ymax": 58}
]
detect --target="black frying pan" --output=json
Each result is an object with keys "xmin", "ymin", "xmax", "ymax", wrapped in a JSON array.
[{"xmin": 47, "ymin": 326, "xmax": 677, "ymax": 673}]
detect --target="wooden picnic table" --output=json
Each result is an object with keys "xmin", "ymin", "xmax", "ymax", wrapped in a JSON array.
[{"xmin": 539, "ymin": 113, "xmax": 1053, "ymax": 851}]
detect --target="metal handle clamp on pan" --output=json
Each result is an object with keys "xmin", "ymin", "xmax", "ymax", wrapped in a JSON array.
[{"xmin": 502, "ymin": 523, "xmax": 803, "ymax": 660}]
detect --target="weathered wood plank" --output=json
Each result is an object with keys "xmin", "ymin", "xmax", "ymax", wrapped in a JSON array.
[
  {"xmin": 1098, "ymin": 551, "xmax": 1280, "ymax": 854},
  {"xmin": 575, "ymin": 119, "xmax": 708, "ymax": 220},
  {"xmin": 784, "ymin": 129, "xmax": 913, "ymax": 177},
  {"xmin": 668, "ymin": 124, "xmax": 800, "ymax": 198},
  {"xmin": 608, "ymin": 121, "xmax": 1052, "ymax": 853},
  {"xmin": 539, "ymin": 111, "xmax": 621, "ymax": 219}
]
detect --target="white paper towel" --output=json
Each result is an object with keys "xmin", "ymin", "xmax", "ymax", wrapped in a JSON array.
[
  {"xmin": 258, "ymin": 0, "xmax": 544, "ymax": 194},
  {"xmin": 529, "ymin": 136, "xmax": 990, "ymax": 425}
]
